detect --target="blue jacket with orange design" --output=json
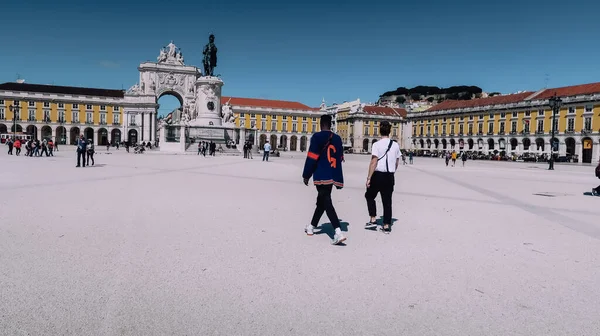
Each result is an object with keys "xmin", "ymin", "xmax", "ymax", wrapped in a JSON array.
[{"xmin": 302, "ymin": 131, "xmax": 344, "ymax": 188}]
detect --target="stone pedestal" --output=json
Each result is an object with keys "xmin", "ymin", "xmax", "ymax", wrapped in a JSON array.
[{"xmin": 190, "ymin": 76, "xmax": 224, "ymax": 127}]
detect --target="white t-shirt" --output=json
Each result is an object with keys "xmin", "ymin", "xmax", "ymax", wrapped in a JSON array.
[
  {"xmin": 264, "ymin": 143, "xmax": 271, "ymax": 152},
  {"xmin": 372, "ymin": 138, "xmax": 401, "ymax": 173}
]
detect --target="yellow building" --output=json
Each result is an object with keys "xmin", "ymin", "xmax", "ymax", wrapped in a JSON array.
[
  {"xmin": 0, "ymin": 82, "xmax": 125, "ymax": 145},
  {"xmin": 408, "ymin": 82, "xmax": 600, "ymax": 163},
  {"xmin": 223, "ymin": 96, "xmax": 324, "ymax": 151},
  {"xmin": 325, "ymin": 99, "xmax": 407, "ymax": 153}
]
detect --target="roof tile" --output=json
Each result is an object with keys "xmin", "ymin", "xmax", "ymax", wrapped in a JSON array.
[
  {"xmin": 426, "ymin": 92, "xmax": 533, "ymax": 112},
  {"xmin": 0, "ymin": 82, "xmax": 124, "ymax": 98},
  {"xmin": 362, "ymin": 105, "xmax": 407, "ymax": 118},
  {"xmin": 533, "ymin": 82, "xmax": 600, "ymax": 100},
  {"xmin": 222, "ymin": 96, "xmax": 319, "ymax": 111}
]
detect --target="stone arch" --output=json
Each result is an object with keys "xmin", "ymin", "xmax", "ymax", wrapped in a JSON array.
[
  {"xmin": 259, "ymin": 134, "xmax": 267, "ymax": 149},
  {"xmin": 523, "ymin": 138, "xmax": 531, "ymax": 151},
  {"xmin": 56, "ymin": 126, "xmax": 67, "ymax": 144},
  {"xmin": 582, "ymin": 137, "xmax": 593, "ymax": 163},
  {"xmin": 41, "ymin": 125, "xmax": 52, "ymax": 141},
  {"xmin": 11, "ymin": 124, "xmax": 23, "ymax": 133},
  {"xmin": 434, "ymin": 139, "xmax": 439, "ymax": 149},
  {"xmin": 270, "ymin": 134, "xmax": 278, "ymax": 148},
  {"xmin": 498, "ymin": 138, "xmax": 506, "ymax": 151},
  {"xmin": 510, "ymin": 138, "xmax": 518, "ymax": 151},
  {"xmin": 419, "ymin": 139, "xmax": 425, "ymax": 148},
  {"xmin": 487, "ymin": 138, "xmax": 495, "ymax": 151},
  {"xmin": 426, "ymin": 139, "xmax": 431, "ymax": 148},
  {"xmin": 128, "ymin": 129, "xmax": 138, "ymax": 144},
  {"xmin": 300, "ymin": 136, "xmax": 308, "ymax": 151},
  {"xmin": 477, "ymin": 138, "xmax": 484, "ymax": 150},
  {"xmin": 449, "ymin": 138, "xmax": 456, "ymax": 148},
  {"xmin": 97, "ymin": 128, "xmax": 108, "ymax": 146},
  {"xmin": 467, "ymin": 138, "xmax": 474, "ymax": 150},
  {"xmin": 26, "ymin": 125, "xmax": 38, "ymax": 140},
  {"xmin": 290, "ymin": 135, "xmax": 298, "ymax": 151},
  {"xmin": 441, "ymin": 139, "xmax": 447, "ymax": 149},
  {"xmin": 0, "ymin": 123, "xmax": 7, "ymax": 134},
  {"xmin": 280, "ymin": 134, "xmax": 288, "ymax": 150},
  {"xmin": 111, "ymin": 129, "xmax": 122, "ymax": 145},
  {"xmin": 565, "ymin": 137, "xmax": 576, "ymax": 156},
  {"xmin": 535, "ymin": 137, "xmax": 545, "ymax": 151},
  {"xmin": 70, "ymin": 127, "xmax": 80, "ymax": 145},
  {"xmin": 363, "ymin": 138, "xmax": 369, "ymax": 152},
  {"xmin": 84, "ymin": 127, "xmax": 94, "ymax": 142}
]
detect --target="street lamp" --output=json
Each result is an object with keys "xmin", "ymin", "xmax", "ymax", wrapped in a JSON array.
[
  {"xmin": 8, "ymin": 103, "xmax": 20, "ymax": 140},
  {"xmin": 548, "ymin": 93, "xmax": 562, "ymax": 170}
]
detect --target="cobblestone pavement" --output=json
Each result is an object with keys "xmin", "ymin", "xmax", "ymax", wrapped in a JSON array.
[{"xmin": 1, "ymin": 150, "xmax": 599, "ymax": 335}]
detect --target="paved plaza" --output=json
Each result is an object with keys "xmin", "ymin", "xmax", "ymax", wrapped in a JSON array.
[{"xmin": 1, "ymin": 150, "xmax": 600, "ymax": 335}]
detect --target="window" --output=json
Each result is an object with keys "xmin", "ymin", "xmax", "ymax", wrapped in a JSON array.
[
  {"xmin": 364, "ymin": 127, "xmax": 369, "ymax": 136},
  {"xmin": 13, "ymin": 100, "xmax": 20, "ymax": 106},
  {"xmin": 250, "ymin": 114, "xmax": 256, "ymax": 118},
  {"xmin": 58, "ymin": 111, "xmax": 65, "ymax": 122},
  {"xmin": 302, "ymin": 117, "xmax": 307, "ymax": 121},
  {"xmin": 461, "ymin": 116, "xmax": 464, "ymax": 121},
  {"xmin": 72, "ymin": 111, "xmax": 79, "ymax": 122},
  {"xmin": 261, "ymin": 114, "xmax": 266, "ymax": 118},
  {"xmin": 567, "ymin": 118, "xmax": 575, "ymax": 132},
  {"xmin": 419, "ymin": 126, "xmax": 424, "ymax": 134},
  {"xmin": 44, "ymin": 110, "xmax": 50, "ymax": 121},
  {"xmin": 312, "ymin": 117, "xmax": 316, "ymax": 122},
  {"xmin": 459, "ymin": 124, "xmax": 464, "ymax": 134},
  {"xmin": 499, "ymin": 121, "xmax": 505, "ymax": 134},
  {"xmin": 114, "ymin": 106, "xmax": 120, "ymax": 112},
  {"xmin": 240, "ymin": 113, "xmax": 245, "ymax": 118},
  {"xmin": 568, "ymin": 107, "xmax": 575, "ymax": 114},
  {"xmin": 488, "ymin": 122, "xmax": 494, "ymax": 134},
  {"xmin": 282, "ymin": 122, "xmax": 287, "ymax": 131},
  {"xmin": 0, "ymin": 99, "xmax": 4, "ymax": 105},
  {"xmin": 500, "ymin": 113, "xmax": 506, "ymax": 118},
  {"xmin": 250, "ymin": 121, "xmax": 255, "ymax": 128},
  {"xmin": 478, "ymin": 122, "xmax": 483, "ymax": 133},
  {"xmin": 451, "ymin": 117, "xmax": 455, "ymax": 122},
  {"xmin": 240, "ymin": 119, "xmax": 245, "ymax": 128},
  {"xmin": 0, "ymin": 108, "xmax": 4, "ymax": 119},
  {"xmin": 14, "ymin": 110, "xmax": 20, "ymax": 119},
  {"xmin": 442, "ymin": 117, "xmax": 446, "ymax": 122},
  {"xmin": 511, "ymin": 121, "xmax": 517, "ymax": 133},
  {"xmin": 524, "ymin": 121, "xmax": 530, "ymax": 133},
  {"xmin": 525, "ymin": 111, "xmax": 531, "ymax": 116},
  {"xmin": 427, "ymin": 126, "xmax": 431, "ymax": 134},
  {"xmin": 512, "ymin": 112, "xmax": 517, "ymax": 118},
  {"xmin": 538, "ymin": 109, "xmax": 544, "ymax": 116},
  {"xmin": 450, "ymin": 125, "xmax": 455, "ymax": 134},
  {"xmin": 73, "ymin": 104, "xmax": 79, "ymax": 109},
  {"xmin": 292, "ymin": 116, "xmax": 297, "ymax": 121},
  {"xmin": 585, "ymin": 117, "xmax": 592, "ymax": 131},
  {"xmin": 434, "ymin": 125, "xmax": 439, "ymax": 134},
  {"xmin": 86, "ymin": 112, "xmax": 93, "ymax": 124},
  {"xmin": 585, "ymin": 105, "xmax": 593, "ymax": 113},
  {"xmin": 442, "ymin": 125, "xmax": 446, "ymax": 134},
  {"xmin": 469, "ymin": 115, "xmax": 474, "ymax": 120},
  {"xmin": 100, "ymin": 113, "xmax": 107, "ymax": 124},
  {"xmin": 28, "ymin": 101, "xmax": 35, "ymax": 107},
  {"xmin": 86, "ymin": 104, "xmax": 92, "ymax": 110},
  {"xmin": 261, "ymin": 121, "xmax": 266, "ymax": 130},
  {"xmin": 312, "ymin": 124, "xmax": 317, "ymax": 132},
  {"xmin": 271, "ymin": 121, "xmax": 276, "ymax": 130},
  {"xmin": 301, "ymin": 123, "xmax": 306, "ymax": 132},
  {"xmin": 28, "ymin": 110, "xmax": 35, "ymax": 121},
  {"xmin": 489, "ymin": 113, "xmax": 494, "ymax": 119},
  {"xmin": 43, "ymin": 102, "xmax": 50, "ymax": 108},
  {"xmin": 468, "ymin": 124, "xmax": 473, "ymax": 134},
  {"xmin": 537, "ymin": 119, "xmax": 544, "ymax": 133},
  {"xmin": 112, "ymin": 114, "xmax": 119, "ymax": 124},
  {"xmin": 365, "ymin": 121, "xmax": 370, "ymax": 125},
  {"xmin": 58, "ymin": 102, "xmax": 64, "ymax": 108},
  {"xmin": 374, "ymin": 126, "xmax": 378, "ymax": 135},
  {"xmin": 100, "ymin": 105, "xmax": 106, "ymax": 111}
]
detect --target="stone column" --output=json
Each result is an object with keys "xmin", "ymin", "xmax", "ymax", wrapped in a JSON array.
[
  {"xmin": 37, "ymin": 127, "xmax": 42, "ymax": 141},
  {"xmin": 577, "ymin": 143, "xmax": 583, "ymax": 162}
]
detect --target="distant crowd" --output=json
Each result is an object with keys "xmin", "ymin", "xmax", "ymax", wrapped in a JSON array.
[{"xmin": 5, "ymin": 138, "xmax": 57, "ymax": 157}]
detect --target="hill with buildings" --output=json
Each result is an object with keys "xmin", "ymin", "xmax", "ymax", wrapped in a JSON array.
[{"xmin": 379, "ymin": 85, "xmax": 485, "ymax": 105}]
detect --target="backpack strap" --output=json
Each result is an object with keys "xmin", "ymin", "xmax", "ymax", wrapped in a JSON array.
[{"xmin": 376, "ymin": 140, "xmax": 394, "ymax": 172}]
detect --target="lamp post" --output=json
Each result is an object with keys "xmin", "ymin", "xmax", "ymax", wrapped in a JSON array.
[
  {"xmin": 8, "ymin": 103, "xmax": 20, "ymax": 140},
  {"xmin": 548, "ymin": 93, "xmax": 562, "ymax": 170}
]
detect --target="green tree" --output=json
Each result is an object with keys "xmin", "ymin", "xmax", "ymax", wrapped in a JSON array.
[
  {"xmin": 395, "ymin": 96, "xmax": 406, "ymax": 104},
  {"xmin": 410, "ymin": 93, "xmax": 421, "ymax": 101}
]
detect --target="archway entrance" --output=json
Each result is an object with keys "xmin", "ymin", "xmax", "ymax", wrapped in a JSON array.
[
  {"xmin": 269, "ymin": 134, "xmax": 278, "ymax": 149},
  {"xmin": 441, "ymin": 139, "xmax": 447, "ymax": 149},
  {"xmin": 510, "ymin": 138, "xmax": 518, "ymax": 151},
  {"xmin": 426, "ymin": 139, "xmax": 431, "ymax": 149},
  {"xmin": 565, "ymin": 137, "xmax": 575, "ymax": 156},
  {"xmin": 70, "ymin": 127, "xmax": 80, "ymax": 145},
  {"xmin": 523, "ymin": 138, "xmax": 531, "ymax": 151},
  {"xmin": 41, "ymin": 126, "xmax": 52, "ymax": 141},
  {"xmin": 56, "ymin": 126, "xmax": 67, "ymax": 144},
  {"xmin": 111, "ymin": 129, "xmax": 122, "ymax": 145},
  {"xmin": 26, "ymin": 125, "xmax": 38, "ymax": 139},
  {"xmin": 280, "ymin": 134, "xmax": 288, "ymax": 150},
  {"xmin": 582, "ymin": 137, "xmax": 593, "ymax": 163},
  {"xmin": 467, "ymin": 139, "xmax": 474, "ymax": 150},
  {"xmin": 84, "ymin": 127, "xmax": 94, "ymax": 142},
  {"xmin": 259, "ymin": 134, "xmax": 267, "ymax": 149},
  {"xmin": 419, "ymin": 139, "xmax": 424, "ymax": 149},
  {"xmin": 98, "ymin": 128, "xmax": 108, "ymax": 146},
  {"xmin": 0, "ymin": 123, "xmax": 7, "ymax": 135},
  {"xmin": 487, "ymin": 138, "xmax": 494, "ymax": 151},
  {"xmin": 290, "ymin": 135, "xmax": 297, "ymax": 151},
  {"xmin": 363, "ymin": 139, "xmax": 369, "ymax": 151},
  {"xmin": 449, "ymin": 139, "xmax": 456, "ymax": 149},
  {"xmin": 300, "ymin": 136, "xmax": 307, "ymax": 151},
  {"xmin": 434, "ymin": 139, "xmax": 439, "ymax": 149},
  {"xmin": 535, "ymin": 138, "xmax": 545, "ymax": 152},
  {"xmin": 11, "ymin": 124, "xmax": 23, "ymax": 133},
  {"xmin": 128, "ymin": 129, "xmax": 139, "ymax": 144}
]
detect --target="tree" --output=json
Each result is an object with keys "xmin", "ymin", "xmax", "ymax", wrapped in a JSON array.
[
  {"xmin": 395, "ymin": 96, "xmax": 406, "ymax": 104},
  {"xmin": 427, "ymin": 97, "xmax": 435, "ymax": 103},
  {"xmin": 410, "ymin": 93, "xmax": 421, "ymax": 101}
]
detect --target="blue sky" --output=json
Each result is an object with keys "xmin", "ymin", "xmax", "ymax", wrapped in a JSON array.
[{"xmin": 2, "ymin": 0, "xmax": 600, "ymax": 115}]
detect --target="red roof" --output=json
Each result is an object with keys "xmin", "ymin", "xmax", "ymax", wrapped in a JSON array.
[
  {"xmin": 363, "ymin": 105, "xmax": 407, "ymax": 118},
  {"xmin": 533, "ymin": 82, "xmax": 600, "ymax": 100},
  {"xmin": 222, "ymin": 96, "xmax": 319, "ymax": 111},
  {"xmin": 426, "ymin": 92, "xmax": 534, "ymax": 112}
]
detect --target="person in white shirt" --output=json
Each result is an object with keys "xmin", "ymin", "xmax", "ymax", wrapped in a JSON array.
[
  {"xmin": 263, "ymin": 141, "xmax": 271, "ymax": 161},
  {"xmin": 364, "ymin": 121, "xmax": 401, "ymax": 233}
]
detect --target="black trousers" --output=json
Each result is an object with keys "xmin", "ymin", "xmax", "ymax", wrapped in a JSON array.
[
  {"xmin": 87, "ymin": 151, "xmax": 94, "ymax": 165},
  {"xmin": 365, "ymin": 171, "xmax": 395, "ymax": 225},
  {"xmin": 77, "ymin": 151, "xmax": 86, "ymax": 166},
  {"xmin": 310, "ymin": 184, "xmax": 341, "ymax": 229}
]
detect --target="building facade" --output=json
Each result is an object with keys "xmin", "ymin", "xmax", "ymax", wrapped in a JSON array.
[
  {"xmin": 324, "ymin": 99, "xmax": 407, "ymax": 153},
  {"xmin": 407, "ymin": 82, "xmax": 600, "ymax": 163},
  {"xmin": 226, "ymin": 97, "xmax": 324, "ymax": 151}
]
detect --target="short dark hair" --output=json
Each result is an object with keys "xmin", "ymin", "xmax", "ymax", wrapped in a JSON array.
[
  {"xmin": 320, "ymin": 115, "xmax": 332, "ymax": 129},
  {"xmin": 380, "ymin": 121, "xmax": 391, "ymax": 136}
]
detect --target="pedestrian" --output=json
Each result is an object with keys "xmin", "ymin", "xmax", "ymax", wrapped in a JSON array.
[
  {"xmin": 76, "ymin": 135, "xmax": 87, "ymax": 167},
  {"xmin": 247, "ymin": 142, "xmax": 253, "ymax": 159},
  {"xmin": 409, "ymin": 151, "xmax": 413, "ymax": 164},
  {"xmin": 263, "ymin": 140, "xmax": 271, "ymax": 161},
  {"xmin": 40, "ymin": 140, "xmax": 49, "ymax": 157},
  {"xmin": 302, "ymin": 115, "xmax": 346, "ymax": 245},
  {"xmin": 445, "ymin": 152, "xmax": 450, "ymax": 166},
  {"xmin": 592, "ymin": 161, "xmax": 600, "ymax": 196},
  {"xmin": 86, "ymin": 139, "xmax": 95, "ymax": 166},
  {"xmin": 364, "ymin": 121, "xmax": 401, "ymax": 233},
  {"xmin": 198, "ymin": 142, "xmax": 202, "ymax": 155},
  {"xmin": 14, "ymin": 139, "xmax": 21, "ymax": 156},
  {"xmin": 6, "ymin": 138, "xmax": 13, "ymax": 155},
  {"xmin": 461, "ymin": 151, "xmax": 467, "ymax": 167},
  {"xmin": 106, "ymin": 142, "xmax": 110, "ymax": 151},
  {"xmin": 47, "ymin": 139, "xmax": 54, "ymax": 156},
  {"xmin": 451, "ymin": 151, "xmax": 457, "ymax": 167}
]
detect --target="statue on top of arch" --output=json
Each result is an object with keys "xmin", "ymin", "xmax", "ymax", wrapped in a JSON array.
[{"xmin": 157, "ymin": 41, "xmax": 185, "ymax": 65}]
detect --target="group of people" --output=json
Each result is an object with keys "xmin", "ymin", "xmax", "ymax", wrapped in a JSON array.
[
  {"xmin": 302, "ymin": 115, "xmax": 402, "ymax": 245},
  {"xmin": 197, "ymin": 141, "xmax": 218, "ymax": 157},
  {"xmin": 444, "ymin": 150, "xmax": 468, "ymax": 167},
  {"xmin": 243, "ymin": 141, "xmax": 253, "ymax": 159},
  {"xmin": 75, "ymin": 135, "xmax": 95, "ymax": 167},
  {"xmin": 5, "ymin": 138, "xmax": 57, "ymax": 157}
]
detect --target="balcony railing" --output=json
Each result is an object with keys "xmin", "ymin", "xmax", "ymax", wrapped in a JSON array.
[
  {"xmin": 510, "ymin": 131, "xmax": 517, "ymax": 135},
  {"xmin": 487, "ymin": 131, "xmax": 494, "ymax": 135},
  {"xmin": 43, "ymin": 117, "xmax": 51, "ymax": 123},
  {"xmin": 112, "ymin": 122, "xmax": 120, "ymax": 126},
  {"xmin": 565, "ymin": 130, "xmax": 575, "ymax": 134},
  {"xmin": 498, "ymin": 131, "xmax": 505, "ymax": 135},
  {"xmin": 72, "ymin": 120, "xmax": 80, "ymax": 124},
  {"xmin": 129, "ymin": 122, "xmax": 137, "ymax": 126},
  {"xmin": 478, "ymin": 131, "xmax": 483, "ymax": 135},
  {"xmin": 535, "ymin": 130, "xmax": 544, "ymax": 134},
  {"xmin": 28, "ymin": 117, "xmax": 36, "ymax": 121},
  {"xmin": 57, "ymin": 118, "xmax": 65, "ymax": 124},
  {"xmin": 468, "ymin": 132, "xmax": 473, "ymax": 136},
  {"xmin": 85, "ymin": 121, "xmax": 94, "ymax": 125},
  {"xmin": 450, "ymin": 132, "xmax": 455, "ymax": 136},
  {"xmin": 99, "ymin": 121, "xmax": 107, "ymax": 125},
  {"xmin": 521, "ymin": 130, "xmax": 530, "ymax": 135}
]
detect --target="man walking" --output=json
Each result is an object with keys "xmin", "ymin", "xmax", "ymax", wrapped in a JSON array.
[
  {"xmin": 76, "ymin": 135, "xmax": 87, "ymax": 167},
  {"xmin": 263, "ymin": 140, "xmax": 271, "ymax": 161},
  {"xmin": 302, "ymin": 115, "xmax": 346, "ymax": 245},
  {"xmin": 364, "ymin": 121, "xmax": 401, "ymax": 233}
]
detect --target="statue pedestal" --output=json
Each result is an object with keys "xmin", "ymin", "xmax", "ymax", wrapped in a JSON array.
[{"xmin": 190, "ymin": 76, "xmax": 223, "ymax": 127}]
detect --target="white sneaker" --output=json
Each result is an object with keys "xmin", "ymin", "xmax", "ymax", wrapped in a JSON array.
[
  {"xmin": 331, "ymin": 229, "xmax": 346, "ymax": 245},
  {"xmin": 305, "ymin": 224, "xmax": 319, "ymax": 236}
]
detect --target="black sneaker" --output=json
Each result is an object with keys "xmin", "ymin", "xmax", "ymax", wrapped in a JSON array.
[
  {"xmin": 365, "ymin": 221, "xmax": 377, "ymax": 229},
  {"xmin": 593, "ymin": 188, "xmax": 599, "ymax": 196}
]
